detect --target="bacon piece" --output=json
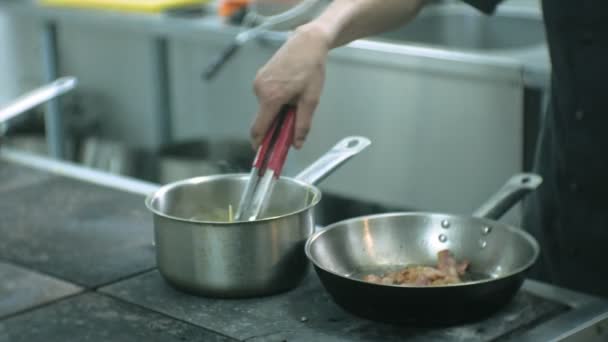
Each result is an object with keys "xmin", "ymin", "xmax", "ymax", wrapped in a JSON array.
[
  {"xmin": 363, "ymin": 274, "xmax": 382, "ymax": 283},
  {"xmin": 363, "ymin": 249, "xmax": 470, "ymax": 286},
  {"xmin": 437, "ymin": 249, "xmax": 470, "ymax": 280}
]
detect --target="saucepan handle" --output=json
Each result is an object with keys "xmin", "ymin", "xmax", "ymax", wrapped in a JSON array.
[
  {"xmin": 294, "ymin": 136, "xmax": 371, "ymax": 186},
  {"xmin": 0, "ymin": 77, "xmax": 78, "ymax": 135},
  {"xmin": 472, "ymin": 173, "xmax": 543, "ymax": 220}
]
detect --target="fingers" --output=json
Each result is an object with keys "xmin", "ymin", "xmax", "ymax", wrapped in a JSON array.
[
  {"xmin": 250, "ymin": 100, "xmax": 283, "ymax": 150},
  {"xmin": 250, "ymin": 34, "xmax": 325, "ymax": 150},
  {"xmin": 251, "ymin": 94, "xmax": 318, "ymax": 151},
  {"xmin": 293, "ymin": 97, "xmax": 318, "ymax": 149},
  {"xmin": 250, "ymin": 71, "xmax": 288, "ymax": 149},
  {"xmin": 293, "ymin": 84, "xmax": 322, "ymax": 149}
]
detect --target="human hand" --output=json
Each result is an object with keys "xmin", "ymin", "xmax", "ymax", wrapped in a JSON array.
[{"xmin": 251, "ymin": 24, "xmax": 330, "ymax": 149}]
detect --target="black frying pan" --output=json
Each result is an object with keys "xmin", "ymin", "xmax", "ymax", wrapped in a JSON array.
[{"xmin": 304, "ymin": 173, "xmax": 542, "ymax": 325}]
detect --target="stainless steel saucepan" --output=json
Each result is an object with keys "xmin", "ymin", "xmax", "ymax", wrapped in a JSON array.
[
  {"xmin": 305, "ymin": 173, "xmax": 542, "ymax": 325},
  {"xmin": 145, "ymin": 136, "xmax": 371, "ymax": 298}
]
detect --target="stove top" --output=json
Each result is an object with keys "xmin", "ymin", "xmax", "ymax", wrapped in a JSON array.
[
  {"xmin": 0, "ymin": 160, "xmax": 156, "ymax": 288},
  {"xmin": 2, "ymin": 149, "xmax": 607, "ymax": 342},
  {"xmin": 99, "ymin": 269, "xmax": 602, "ymax": 342}
]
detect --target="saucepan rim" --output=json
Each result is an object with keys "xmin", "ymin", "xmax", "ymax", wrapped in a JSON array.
[{"xmin": 145, "ymin": 173, "xmax": 322, "ymax": 225}]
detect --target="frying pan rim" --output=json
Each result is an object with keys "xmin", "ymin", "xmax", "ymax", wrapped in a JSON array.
[
  {"xmin": 304, "ymin": 211, "xmax": 540, "ymax": 289},
  {"xmin": 144, "ymin": 173, "xmax": 322, "ymax": 225}
]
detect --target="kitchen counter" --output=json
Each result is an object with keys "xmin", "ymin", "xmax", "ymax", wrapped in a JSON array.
[{"xmin": 0, "ymin": 147, "xmax": 607, "ymax": 342}]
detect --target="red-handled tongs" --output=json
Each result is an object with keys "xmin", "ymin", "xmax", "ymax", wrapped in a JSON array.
[{"xmin": 234, "ymin": 105, "xmax": 297, "ymax": 221}]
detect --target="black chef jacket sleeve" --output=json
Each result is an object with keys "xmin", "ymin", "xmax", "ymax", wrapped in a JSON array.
[{"xmin": 459, "ymin": 0, "xmax": 504, "ymax": 14}]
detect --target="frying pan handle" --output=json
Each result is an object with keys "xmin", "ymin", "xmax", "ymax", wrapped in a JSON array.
[
  {"xmin": 294, "ymin": 136, "xmax": 371, "ymax": 185},
  {"xmin": 472, "ymin": 173, "xmax": 543, "ymax": 220}
]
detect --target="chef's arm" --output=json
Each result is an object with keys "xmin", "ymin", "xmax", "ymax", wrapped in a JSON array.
[
  {"xmin": 304, "ymin": 0, "xmax": 428, "ymax": 49},
  {"xmin": 251, "ymin": 0, "xmax": 428, "ymax": 149}
]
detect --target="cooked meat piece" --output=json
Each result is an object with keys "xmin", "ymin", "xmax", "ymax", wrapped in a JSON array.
[
  {"xmin": 363, "ymin": 274, "xmax": 382, "ymax": 283},
  {"xmin": 437, "ymin": 249, "xmax": 470, "ymax": 279},
  {"xmin": 380, "ymin": 276, "xmax": 394, "ymax": 285},
  {"xmin": 363, "ymin": 249, "xmax": 470, "ymax": 286},
  {"xmin": 457, "ymin": 260, "xmax": 470, "ymax": 276}
]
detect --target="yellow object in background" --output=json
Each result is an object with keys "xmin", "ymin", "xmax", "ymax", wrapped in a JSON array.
[{"xmin": 38, "ymin": 0, "xmax": 211, "ymax": 14}]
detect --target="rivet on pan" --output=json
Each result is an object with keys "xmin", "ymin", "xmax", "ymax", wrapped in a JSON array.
[
  {"xmin": 482, "ymin": 226, "xmax": 492, "ymax": 235},
  {"xmin": 479, "ymin": 239, "xmax": 487, "ymax": 249},
  {"xmin": 441, "ymin": 220, "xmax": 450, "ymax": 229},
  {"xmin": 438, "ymin": 234, "xmax": 448, "ymax": 243}
]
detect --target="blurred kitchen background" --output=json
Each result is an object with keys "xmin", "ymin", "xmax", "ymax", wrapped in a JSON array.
[{"xmin": 0, "ymin": 0, "xmax": 549, "ymax": 226}]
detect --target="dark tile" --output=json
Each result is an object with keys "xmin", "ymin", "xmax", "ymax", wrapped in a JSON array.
[
  {"xmin": 100, "ymin": 270, "xmax": 568, "ymax": 342},
  {"xmin": 0, "ymin": 161, "xmax": 53, "ymax": 193},
  {"xmin": 0, "ymin": 168, "xmax": 155, "ymax": 287},
  {"xmin": 0, "ymin": 293, "xmax": 236, "ymax": 342},
  {"xmin": 0, "ymin": 261, "xmax": 82, "ymax": 318}
]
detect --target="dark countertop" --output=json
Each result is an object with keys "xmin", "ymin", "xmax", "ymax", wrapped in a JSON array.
[
  {"xmin": 0, "ymin": 261, "xmax": 81, "ymax": 319},
  {"xmin": 0, "ymin": 161, "xmax": 155, "ymax": 287},
  {"xmin": 99, "ymin": 270, "xmax": 568, "ymax": 342},
  {"xmin": 1, "ymin": 151, "xmax": 607, "ymax": 342},
  {"xmin": 0, "ymin": 292, "xmax": 236, "ymax": 342},
  {"xmin": 0, "ymin": 159, "xmax": 234, "ymax": 342}
]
